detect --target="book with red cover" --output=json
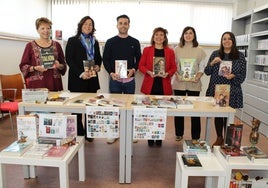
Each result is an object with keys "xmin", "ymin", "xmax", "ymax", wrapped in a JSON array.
[{"xmin": 44, "ymin": 145, "xmax": 69, "ymax": 159}]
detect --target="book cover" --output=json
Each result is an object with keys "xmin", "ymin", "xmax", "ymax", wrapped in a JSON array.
[
  {"xmin": 66, "ymin": 115, "xmax": 77, "ymax": 138},
  {"xmin": 176, "ymin": 99, "xmax": 194, "ymax": 109},
  {"xmin": 220, "ymin": 146, "xmax": 246, "ymax": 158},
  {"xmin": 183, "ymin": 140, "xmax": 210, "ymax": 153},
  {"xmin": 16, "ymin": 115, "xmax": 38, "ymax": 141},
  {"xmin": 131, "ymin": 95, "xmax": 152, "ymax": 107},
  {"xmin": 44, "ymin": 145, "xmax": 69, "ymax": 159},
  {"xmin": 40, "ymin": 47, "xmax": 55, "ymax": 69},
  {"xmin": 1, "ymin": 141, "xmax": 33, "ymax": 156},
  {"xmin": 115, "ymin": 60, "xmax": 128, "ymax": 78},
  {"xmin": 22, "ymin": 88, "xmax": 48, "ymax": 103},
  {"xmin": 83, "ymin": 60, "xmax": 96, "ymax": 77},
  {"xmin": 46, "ymin": 96, "xmax": 69, "ymax": 105},
  {"xmin": 243, "ymin": 146, "xmax": 268, "ymax": 163},
  {"xmin": 181, "ymin": 154, "xmax": 202, "ymax": 167},
  {"xmin": 157, "ymin": 99, "xmax": 177, "ymax": 109},
  {"xmin": 218, "ymin": 60, "xmax": 232, "ymax": 77},
  {"xmin": 153, "ymin": 57, "xmax": 165, "ymax": 76},
  {"xmin": 179, "ymin": 58, "xmax": 196, "ymax": 81},
  {"xmin": 214, "ymin": 84, "xmax": 230, "ymax": 107},
  {"xmin": 225, "ymin": 123, "xmax": 243, "ymax": 148},
  {"xmin": 23, "ymin": 143, "xmax": 53, "ymax": 158}
]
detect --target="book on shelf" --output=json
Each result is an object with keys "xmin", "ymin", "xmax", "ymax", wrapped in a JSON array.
[
  {"xmin": 225, "ymin": 123, "xmax": 243, "ymax": 148},
  {"xmin": 16, "ymin": 115, "xmax": 38, "ymax": 141},
  {"xmin": 243, "ymin": 146, "xmax": 268, "ymax": 163},
  {"xmin": 115, "ymin": 60, "xmax": 128, "ymax": 78},
  {"xmin": 219, "ymin": 146, "xmax": 248, "ymax": 162},
  {"xmin": 23, "ymin": 143, "xmax": 53, "ymax": 158},
  {"xmin": 1, "ymin": 141, "xmax": 33, "ymax": 156},
  {"xmin": 46, "ymin": 96, "xmax": 69, "ymax": 105},
  {"xmin": 179, "ymin": 58, "xmax": 196, "ymax": 81},
  {"xmin": 44, "ymin": 145, "xmax": 69, "ymax": 159},
  {"xmin": 214, "ymin": 84, "xmax": 230, "ymax": 107},
  {"xmin": 181, "ymin": 154, "xmax": 202, "ymax": 167},
  {"xmin": 218, "ymin": 61, "xmax": 232, "ymax": 77},
  {"xmin": 40, "ymin": 47, "xmax": 55, "ymax": 69},
  {"xmin": 176, "ymin": 99, "xmax": 194, "ymax": 109},
  {"xmin": 183, "ymin": 140, "xmax": 211, "ymax": 153},
  {"xmin": 153, "ymin": 57, "xmax": 165, "ymax": 76},
  {"xmin": 83, "ymin": 60, "xmax": 96, "ymax": 77}
]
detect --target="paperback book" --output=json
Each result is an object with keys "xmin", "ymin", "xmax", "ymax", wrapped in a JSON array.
[
  {"xmin": 218, "ymin": 60, "xmax": 232, "ymax": 77},
  {"xmin": 44, "ymin": 145, "xmax": 69, "ymax": 159},
  {"xmin": 115, "ymin": 60, "xmax": 128, "ymax": 78},
  {"xmin": 22, "ymin": 88, "xmax": 48, "ymax": 103},
  {"xmin": 179, "ymin": 58, "xmax": 196, "ymax": 81},
  {"xmin": 225, "ymin": 123, "xmax": 243, "ymax": 148},
  {"xmin": 181, "ymin": 154, "xmax": 202, "ymax": 167},
  {"xmin": 46, "ymin": 96, "xmax": 69, "ymax": 105},
  {"xmin": 23, "ymin": 143, "xmax": 53, "ymax": 158},
  {"xmin": 176, "ymin": 99, "xmax": 194, "ymax": 109},
  {"xmin": 1, "ymin": 141, "xmax": 33, "ymax": 156},
  {"xmin": 243, "ymin": 146, "xmax": 268, "ymax": 163},
  {"xmin": 40, "ymin": 47, "xmax": 55, "ymax": 69},
  {"xmin": 153, "ymin": 57, "xmax": 165, "ymax": 76},
  {"xmin": 214, "ymin": 84, "xmax": 230, "ymax": 107},
  {"xmin": 183, "ymin": 140, "xmax": 211, "ymax": 153},
  {"xmin": 83, "ymin": 60, "xmax": 96, "ymax": 77},
  {"xmin": 157, "ymin": 99, "xmax": 177, "ymax": 109}
]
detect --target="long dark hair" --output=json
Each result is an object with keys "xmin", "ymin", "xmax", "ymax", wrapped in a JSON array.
[
  {"xmin": 179, "ymin": 26, "xmax": 199, "ymax": 47},
  {"xmin": 150, "ymin": 27, "xmax": 168, "ymax": 47},
  {"xmin": 219, "ymin": 31, "xmax": 239, "ymax": 60},
  {"xmin": 75, "ymin": 16, "xmax": 96, "ymax": 37}
]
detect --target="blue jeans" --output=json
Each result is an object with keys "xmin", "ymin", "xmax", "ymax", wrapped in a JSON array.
[{"xmin": 109, "ymin": 79, "xmax": 135, "ymax": 94}]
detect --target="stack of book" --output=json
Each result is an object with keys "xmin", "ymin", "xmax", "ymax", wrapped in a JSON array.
[
  {"xmin": 1, "ymin": 141, "xmax": 33, "ymax": 156},
  {"xmin": 183, "ymin": 140, "xmax": 211, "ymax": 154}
]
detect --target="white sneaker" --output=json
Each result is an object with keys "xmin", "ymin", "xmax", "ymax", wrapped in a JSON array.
[{"xmin": 107, "ymin": 138, "xmax": 118, "ymax": 144}]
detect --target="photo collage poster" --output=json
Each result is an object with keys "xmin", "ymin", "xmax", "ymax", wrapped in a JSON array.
[
  {"xmin": 38, "ymin": 114, "xmax": 67, "ymax": 138},
  {"xmin": 86, "ymin": 106, "xmax": 120, "ymax": 138},
  {"xmin": 133, "ymin": 108, "xmax": 167, "ymax": 140}
]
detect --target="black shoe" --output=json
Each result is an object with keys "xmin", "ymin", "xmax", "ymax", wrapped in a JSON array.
[
  {"xmin": 86, "ymin": 137, "xmax": 94, "ymax": 142},
  {"xmin": 155, "ymin": 140, "xmax": 162, "ymax": 146},
  {"xmin": 148, "ymin": 140, "xmax": 154, "ymax": 147}
]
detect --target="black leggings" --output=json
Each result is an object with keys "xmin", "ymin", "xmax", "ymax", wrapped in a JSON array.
[{"xmin": 214, "ymin": 117, "xmax": 227, "ymax": 137}]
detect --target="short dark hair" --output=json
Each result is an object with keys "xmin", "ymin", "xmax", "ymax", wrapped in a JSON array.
[
  {"xmin": 35, "ymin": 17, "xmax": 52, "ymax": 30},
  {"xmin": 117, "ymin": 14, "xmax": 130, "ymax": 23},
  {"xmin": 75, "ymin": 16, "xmax": 96, "ymax": 37},
  {"xmin": 150, "ymin": 27, "xmax": 169, "ymax": 47}
]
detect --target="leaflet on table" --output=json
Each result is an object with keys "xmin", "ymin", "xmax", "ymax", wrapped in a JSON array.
[
  {"xmin": 17, "ymin": 115, "xmax": 39, "ymax": 141},
  {"xmin": 133, "ymin": 108, "xmax": 167, "ymax": 140},
  {"xmin": 22, "ymin": 88, "xmax": 48, "ymax": 103},
  {"xmin": 86, "ymin": 106, "xmax": 120, "ymax": 138},
  {"xmin": 1, "ymin": 140, "xmax": 33, "ymax": 156}
]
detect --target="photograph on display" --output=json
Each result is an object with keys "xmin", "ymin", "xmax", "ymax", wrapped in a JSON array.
[
  {"xmin": 86, "ymin": 106, "xmax": 120, "ymax": 138},
  {"xmin": 133, "ymin": 108, "xmax": 167, "ymax": 140}
]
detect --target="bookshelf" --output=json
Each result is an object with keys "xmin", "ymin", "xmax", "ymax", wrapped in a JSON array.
[{"xmin": 232, "ymin": 2, "xmax": 268, "ymax": 137}]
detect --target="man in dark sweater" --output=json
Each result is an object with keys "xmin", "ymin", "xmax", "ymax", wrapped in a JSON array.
[{"xmin": 103, "ymin": 14, "xmax": 141, "ymax": 144}]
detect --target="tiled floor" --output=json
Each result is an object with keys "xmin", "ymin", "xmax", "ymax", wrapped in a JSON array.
[{"xmin": 0, "ymin": 115, "xmax": 267, "ymax": 188}]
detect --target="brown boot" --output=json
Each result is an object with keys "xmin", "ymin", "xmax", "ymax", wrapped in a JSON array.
[{"xmin": 212, "ymin": 136, "xmax": 224, "ymax": 147}]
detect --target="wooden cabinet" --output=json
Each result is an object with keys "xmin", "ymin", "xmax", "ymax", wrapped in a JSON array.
[{"xmin": 232, "ymin": 4, "xmax": 268, "ymax": 137}]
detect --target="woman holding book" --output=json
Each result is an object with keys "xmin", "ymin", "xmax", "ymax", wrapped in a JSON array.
[
  {"xmin": 204, "ymin": 31, "xmax": 246, "ymax": 146},
  {"xmin": 65, "ymin": 16, "xmax": 102, "ymax": 141},
  {"xmin": 139, "ymin": 27, "xmax": 177, "ymax": 147},
  {"xmin": 172, "ymin": 26, "xmax": 207, "ymax": 143},
  {"xmin": 20, "ymin": 17, "xmax": 66, "ymax": 91}
]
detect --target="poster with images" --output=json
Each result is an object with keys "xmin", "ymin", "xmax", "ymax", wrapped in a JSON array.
[
  {"xmin": 38, "ymin": 114, "xmax": 67, "ymax": 138},
  {"xmin": 133, "ymin": 108, "xmax": 167, "ymax": 140},
  {"xmin": 86, "ymin": 106, "xmax": 120, "ymax": 138}
]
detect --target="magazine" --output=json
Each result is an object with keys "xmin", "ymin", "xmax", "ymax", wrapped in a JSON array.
[
  {"xmin": 153, "ymin": 57, "xmax": 165, "ymax": 76},
  {"xmin": 218, "ymin": 61, "xmax": 232, "ymax": 76},
  {"xmin": 179, "ymin": 58, "xmax": 196, "ymax": 81}
]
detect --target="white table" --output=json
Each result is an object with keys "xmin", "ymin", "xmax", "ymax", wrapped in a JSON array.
[
  {"xmin": 0, "ymin": 136, "xmax": 85, "ymax": 188},
  {"xmin": 125, "ymin": 96, "xmax": 236, "ymax": 183},
  {"xmin": 17, "ymin": 93, "xmax": 127, "ymax": 183},
  {"xmin": 175, "ymin": 152, "xmax": 226, "ymax": 188}
]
